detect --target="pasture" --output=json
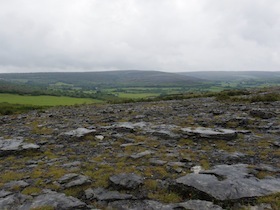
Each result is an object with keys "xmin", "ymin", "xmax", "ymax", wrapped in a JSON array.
[{"xmin": 0, "ymin": 94, "xmax": 102, "ymax": 106}]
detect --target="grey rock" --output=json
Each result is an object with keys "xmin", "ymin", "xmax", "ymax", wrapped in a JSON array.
[
  {"xmin": 58, "ymin": 173, "xmax": 91, "ymax": 188},
  {"xmin": 248, "ymin": 203, "xmax": 272, "ymax": 210},
  {"xmin": 0, "ymin": 192, "xmax": 31, "ymax": 210},
  {"xmin": 110, "ymin": 173, "xmax": 144, "ymax": 190},
  {"xmin": 0, "ymin": 137, "xmax": 40, "ymax": 156},
  {"xmin": 177, "ymin": 200, "xmax": 224, "ymax": 210},
  {"xmin": 167, "ymin": 162, "xmax": 186, "ymax": 167},
  {"xmin": 151, "ymin": 130, "xmax": 180, "ymax": 139},
  {"xmin": 108, "ymin": 200, "xmax": 175, "ymax": 210},
  {"xmin": 4, "ymin": 181, "xmax": 29, "ymax": 190},
  {"xmin": 250, "ymin": 109, "xmax": 276, "ymax": 119},
  {"xmin": 130, "ymin": 150, "xmax": 155, "ymax": 159},
  {"xmin": 85, "ymin": 187, "xmax": 134, "ymax": 201},
  {"xmin": 149, "ymin": 158, "xmax": 167, "ymax": 166},
  {"xmin": 0, "ymin": 190, "xmax": 13, "ymax": 198},
  {"xmin": 181, "ymin": 127, "xmax": 237, "ymax": 140},
  {"xmin": 62, "ymin": 161, "xmax": 81, "ymax": 168},
  {"xmin": 20, "ymin": 190, "xmax": 88, "ymax": 210},
  {"xmin": 175, "ymin": 164, "xmax": 280, "ymax": 201},
  {"xmin": 63, "ymin": 128, "xmax": 96, "ymax": 138},
  {"xmin": 272, "ymin": 140, "xmax": 280, "ymax": 147},
  {"xmin": 120, "ymin": 142, "xmax": 145, "ymax": 148}
]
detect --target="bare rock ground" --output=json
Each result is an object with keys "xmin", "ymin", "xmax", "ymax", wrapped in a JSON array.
[{"xmin": 0, "ymin": 92, "xmax": 279, "ymax": 209}]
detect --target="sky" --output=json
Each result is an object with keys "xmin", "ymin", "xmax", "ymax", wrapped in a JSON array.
[{"xmin": 0, "ymin": 0, "xmax": 280, "ymax": 73}]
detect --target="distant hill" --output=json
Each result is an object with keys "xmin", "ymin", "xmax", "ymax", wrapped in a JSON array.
[
  {"xmin": 178, "ymin": 71, "xmax": 280, "ymax": 81},
  {"xmin": 0, "ymin": 70, "xmax": 203, "ymax": 87}
]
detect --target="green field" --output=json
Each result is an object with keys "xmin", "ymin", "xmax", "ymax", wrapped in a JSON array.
[
  {"xmin": 0, "ymin": 94, "xmax": 103, "ymax": 106},
  {"xmin": 115, "ymin": 92, "xmax": 159, "ymax": 99}
]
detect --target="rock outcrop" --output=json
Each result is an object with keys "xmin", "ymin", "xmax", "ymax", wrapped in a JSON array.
[{"xmin": 175, "ymin": 164, "xmax": 280, "ymax": 201}]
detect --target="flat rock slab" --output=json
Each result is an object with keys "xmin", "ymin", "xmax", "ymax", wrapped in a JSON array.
[
  {"xmin": 0, "ymin": 137, "xmax": 40, "ymax": 156},
  {"xmin": 0, "ymin": 192, "xmax": 30, "ymax": 210},
  {"xmin": 177, "ymin": 200, "xmax": 224, "ymax": 210},
  {"xmin": 175, "ymin": 164, "xmax": 280, "ymax": 201},
  {"xmin": 63, "ymin": 128, "xmax": 96, "ymax": 138},
  {"xmin": 110, "ymin": 173, "xmax": 144, "ymax": 190},
  {"xmin": 108, "ymin": 199, "xmax": 224, "ymax": 210},
  {"xmin": 130, "ymin": 150, "xmax": 155, "ymax": 159},
  {"xmin": 58, "ymin": 173, "xmax": 91, "ymax": 188},
  {"xmin": 85, "ymin": 187, "xmax": 134, "ymax": 201},
  {"xmin": 20, "ymin": 190, "xmax": 88, "ymax": 210},
  {"xmin": 3, "ymin": 181, "xmax": 29, "ymax": 190},
  {"xmin": 181, "ymin": 127, "xmax": 237, "ymax": 140}
]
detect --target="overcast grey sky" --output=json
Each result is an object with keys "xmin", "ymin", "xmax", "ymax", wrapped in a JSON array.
[{"xmin": 0, "ymin": 0, "xmax": 279, "ymax": 73}]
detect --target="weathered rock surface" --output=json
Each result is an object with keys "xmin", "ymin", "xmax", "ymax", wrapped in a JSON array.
[
  {"xmin": 250, "ymin": 109, "xmax": 276, "ymax": 119},
  {"xmin": 0, "ymin": 191, "xmax": 31, "ymax": 210},
  {"xmin": 177, "ymin": 200, "xmax": 224, "ymax": 210},
  {"xmin": 175, "ymin": 164, "xmax": 280, "ymax": 201},
  {"xmin": 130, "ymin": 150, "xmax": 155, "ymax": 159},
  {"xmin": 3, "ymin": 181, "xmax": 29, "ymax": 190},
  {"xmin": 0, "ymin": 89, "xmax": 279, "ymax": 209},
  {"xmin": 108, "ymin": 199, "xmax": 224, "ymax": 210},
  {"xmin": 110, "ymin": 173, "xmax": 144, "ymax": 190},
  {"xmin": 0, "ymin": 137, "xmax": 40, "ymax": 156},
  {"xmin": 20, "ymin": 190, "xmax": 88, "ymax": 210},
  {"xmin": 62, "ymin": 128, "xmax": 96, "ymax": 138},
  {"xmin": 181, "ymin": 127, "xmax": 237, "ymax": 140},
  {"xmin": 58, "ymin": 173, "xmax": 91, "ymax": 188},
  {"xmin": 85, "ymin": 187, "xmax": 134, "ymax": 201}
]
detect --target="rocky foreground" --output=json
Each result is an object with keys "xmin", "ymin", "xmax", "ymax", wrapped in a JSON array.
[{"xmin": 0, "ymin": 90, "xmax": 279, "ymax": 209}]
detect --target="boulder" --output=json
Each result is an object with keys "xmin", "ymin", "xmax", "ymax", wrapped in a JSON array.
[
  {"xmin": 110, "ymin": 173, "xmax": 144, "ymax": 190},
  {"xmin": 181, "ymin": 127, "xmax": 237, "ymax": 140},
  {"xmin": 175, "ymin": 164, "xmax": 280, "ymax": 201}
]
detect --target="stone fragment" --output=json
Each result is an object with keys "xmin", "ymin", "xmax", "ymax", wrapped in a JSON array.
[
  {"xmin": 191, "ymin": 166, "xmax": 203, "ymax": 174},
  {"xmin": 110, "ymin": 173, "xmax": 144, "ymax": 190},
  {"xmin": 95, "ymin": 135, "xmax": 104, "ymax": 141},
  {"xmin": 149, "ymin": 158, "xmax": 167, "ymax": 166}
]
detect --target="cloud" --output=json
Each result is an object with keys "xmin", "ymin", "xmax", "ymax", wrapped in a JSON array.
[{"xmin": 0, "ymin": 0, "xmax": 279, "ymax": 72}]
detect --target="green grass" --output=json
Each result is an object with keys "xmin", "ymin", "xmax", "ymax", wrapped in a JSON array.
[
  {"xmin": 0, "ymin": 94, "xmax": 103, "ymax": 106},
  {"xmin": 116, "ymin": 92, "xmax": 159, "ymax": 99}
]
